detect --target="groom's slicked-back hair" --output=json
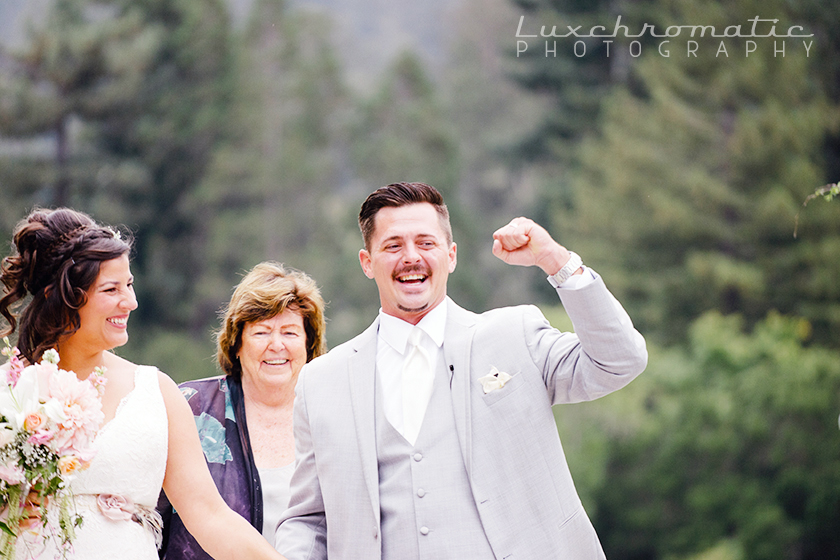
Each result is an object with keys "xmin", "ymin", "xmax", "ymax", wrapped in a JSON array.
[{"xmin": 359, "ymin": 182, "xmax": 452, "ymax": 250}]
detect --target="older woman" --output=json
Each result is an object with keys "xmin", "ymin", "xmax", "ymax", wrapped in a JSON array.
[
  {"xmin": 0, "ymin": 208, "xmax": 285, "ymax": 560},
  {"xmin": 159, "ymin": 262, "xmax": 326, "ymax": 559}
]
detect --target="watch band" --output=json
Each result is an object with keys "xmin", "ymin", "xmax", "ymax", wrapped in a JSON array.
[{"xmin": 547, "ymin": 251, "xmax": 583, "ymax": 288}]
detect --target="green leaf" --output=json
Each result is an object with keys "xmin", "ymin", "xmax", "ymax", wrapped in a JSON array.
[{"xmin": 0, "ymin": 520, "xmax": 15, "ymax": 537}]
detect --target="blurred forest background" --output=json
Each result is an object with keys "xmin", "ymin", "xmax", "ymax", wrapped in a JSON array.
[{"xmin": 1, "ymin": 0, "xmax": 839, "ymax": 558}]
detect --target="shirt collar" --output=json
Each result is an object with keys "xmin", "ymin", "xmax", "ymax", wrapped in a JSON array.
[{"xmin": 378, "ymin": 297, "xmax": 448, "ymax": 354}]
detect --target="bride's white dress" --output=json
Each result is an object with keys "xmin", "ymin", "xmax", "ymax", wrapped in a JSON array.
[{"xmin": 19, "ymin": 366, "xmax": 168, "ymax": 560}]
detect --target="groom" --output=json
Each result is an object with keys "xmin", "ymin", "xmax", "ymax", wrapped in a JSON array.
[{"xmin": 275, "ymin": 182, "xmax": 647, "ymax": 559}]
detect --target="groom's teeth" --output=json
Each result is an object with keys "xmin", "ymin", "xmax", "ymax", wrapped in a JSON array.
[{"xmin": 399, "ymin": 274, "xmax": 426, "ymax": 282}]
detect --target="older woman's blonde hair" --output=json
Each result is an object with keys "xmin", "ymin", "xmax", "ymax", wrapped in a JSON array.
[{"xmin": 217, "ymin": 262, "xmax": 327, "ymax": 378}]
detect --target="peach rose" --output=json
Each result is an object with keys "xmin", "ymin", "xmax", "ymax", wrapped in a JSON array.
[
  {"xmin": 57, "ymin": 455, "xmax": 82, "ymax": 476},
  {"xmin": 23, "ymin": 411, "xmax": 46, "ymax": 433}
]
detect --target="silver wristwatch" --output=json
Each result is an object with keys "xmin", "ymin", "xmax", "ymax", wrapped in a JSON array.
[{"xmin": 547, "ymin": 251, "xmax": 583, "ymax": 288}]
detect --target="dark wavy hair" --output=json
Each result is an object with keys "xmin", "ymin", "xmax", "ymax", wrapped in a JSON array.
[
  {"xmin": 358, "ymin": 182, "xmax": 452, "ymax": 251},
  {"xmin": 0, "ymin": 208, "xmax": 133, "ymax": 363}
]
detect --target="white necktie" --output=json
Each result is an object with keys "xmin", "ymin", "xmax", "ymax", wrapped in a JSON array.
[{"xmin": 402, "ymin": 327, "xmax": 434, "ymax": 445}]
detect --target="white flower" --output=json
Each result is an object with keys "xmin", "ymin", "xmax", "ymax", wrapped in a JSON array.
[
  {"xmin": 0, "ymin": 423, "xmax": 15, "ymax": 447},
  {"xmin": 42, "ymin": 397, "xmax": 67, "ymax": 424},
  {"xmin": 478, "ymin": 366, "xmax": 513, "ymax": 394},
  {"xmin": 0, "ymin": 365, "xmax": 42, "ymax": 429},
  {"xmin": 42, "ymin": 348, "xmax": 60, "ymax": 365}
]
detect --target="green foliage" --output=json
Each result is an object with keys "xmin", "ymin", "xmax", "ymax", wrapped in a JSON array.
[
  {"xmin": 507, "ymin": 0, "xmax": 659, "ymax": 161},
  {"xmin": 441, "ymin": 0, "xmax": 562, "ymax": 311},
  {"xmin": 188, "ymin": 0, "xmax": 366, "ymax": 348},
  {"xmin": 589, "ymin": 311, "xmax": 840, "ymax": 560},
  {"xmin": 346, "ymin": 49, "xmax": 504, "ymax": 327},
  {"xmin": 121, "ymin": 328, "xmax": 216, "ymax": 383},
  {"xmin": 93, "ymin": 0, "xmax": 234, "ymax": 333},
  {"xmin": 554, "ymin": 0, "xmax": 840, "ymax": 347},
  {"xmin": 794, "ymin": 182, "xmax": 840, "ymax": 238},
  {"xmin": 0, "ymin": 0, "xmax": 152, "ymax": 206},
  {"xmin": 0, "ymin": 0, "xmax": 234, "ymax": 344},
  {"xmin": 350, "ymin": 50, "xmax": 459, "ymax": 191},
  {"xmin": 0, "ymin": 484, "xmax": 23, "ymax": 556}
]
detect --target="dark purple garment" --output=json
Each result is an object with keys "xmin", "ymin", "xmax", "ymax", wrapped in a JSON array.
[{"xmin": 156, "ymin": 375, "xmax": 263, "ymax": 559}]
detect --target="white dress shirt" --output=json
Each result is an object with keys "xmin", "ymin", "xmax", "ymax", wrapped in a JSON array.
[
  {"xmin": 374, "ymin": 265, "xmax": 595, "ymax": 440},
  {"xmin": 376, "ymin": 300, "xmax": 447, "ymax": 439}
]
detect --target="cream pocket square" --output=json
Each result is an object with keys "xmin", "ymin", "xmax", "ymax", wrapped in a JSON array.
[{"xmin": 478, "ymin": 366, "xmax": 513, "ymax": 394}]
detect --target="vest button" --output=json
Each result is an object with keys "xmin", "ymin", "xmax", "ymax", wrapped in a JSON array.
[
  {"xmin": 413, "ymin": 452, "xmax": 423, "ymax": 462},
  {"xmin": 420, "ymin": 526, "xmax": 430, "ymax": 536},
  {"xmin": 417, "ymin": 488, "xmax": 426, "ymax": 498}
]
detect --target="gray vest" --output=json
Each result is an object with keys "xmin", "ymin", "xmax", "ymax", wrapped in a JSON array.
[{"xmin": 375, "ymin": 359, "xmax": 496, "ymax": 559}]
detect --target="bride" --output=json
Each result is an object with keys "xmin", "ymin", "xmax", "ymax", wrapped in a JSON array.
[{"xmin": 0, "ymin": 208, "xmax": 287, "ymax": 560}]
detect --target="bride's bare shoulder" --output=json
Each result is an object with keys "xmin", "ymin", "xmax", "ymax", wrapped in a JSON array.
[
  {"xmin": 102, "ymin": 351, "xmax": 139, "ymax": 370},
  {"xmin": 100, "ymin": 353, "xmax": 178, "ymax": 398}
]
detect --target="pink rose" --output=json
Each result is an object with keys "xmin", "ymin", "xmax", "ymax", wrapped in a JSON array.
[
  {"xmin": 96, "ymin": 494, "xmax": 135, "ymax": 522},
  {"xmin": 27, "ymin": 429, "xmax": 53, "ymax": 446},
  {"xmin": 0, "ymin": 463, "xmax": 25, "ymax": 485}
]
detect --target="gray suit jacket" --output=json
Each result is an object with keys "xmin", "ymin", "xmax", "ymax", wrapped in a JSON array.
[{"xmin": 276, "ymin": 274, "xmax": 647, "ymax": 559}]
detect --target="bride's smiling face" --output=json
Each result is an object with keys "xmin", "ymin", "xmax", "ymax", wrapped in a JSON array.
[{"xmin": 72, "ymin": 254, "xmax": 138, "ymax": 352}]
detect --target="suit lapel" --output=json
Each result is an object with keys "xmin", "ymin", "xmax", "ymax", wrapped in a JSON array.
[
  {"xmin": 444, "ymin": 299, "xmax": 477, "ymax": 476},
  {"xmin": 347, "ymin": 319, "xmax": 381, "ymax": 525}
]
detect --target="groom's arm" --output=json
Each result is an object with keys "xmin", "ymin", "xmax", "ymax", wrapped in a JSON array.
[
  {"xmin": 274, "ymin": 370, "xmax": 328, "ymax": 560},
  {"xmin": 526, "ymin": 275, "xmax": 647, "ymax": 404},
  {"xmin": 492, "ymin": 217, "xmax": 647, "ymax": 404}
]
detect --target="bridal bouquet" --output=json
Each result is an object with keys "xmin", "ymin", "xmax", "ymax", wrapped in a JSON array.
[{"xmin": 0, "ymin": 338, "xmax": 106, "ymax": 559}]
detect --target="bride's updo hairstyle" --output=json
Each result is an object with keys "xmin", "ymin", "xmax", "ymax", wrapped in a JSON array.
[{"xmin": 0, "ymin": 207, "xmax": 133, "ymax": 363}]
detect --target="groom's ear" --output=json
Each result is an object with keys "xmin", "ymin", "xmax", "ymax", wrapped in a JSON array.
[{"xmin": 359, "ymin": 249, "xmax": 375, "ymax": 279}]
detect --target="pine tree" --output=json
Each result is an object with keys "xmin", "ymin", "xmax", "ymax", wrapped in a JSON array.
[
  {"xmin": 0, "ymin": 0, "xmax": 234, "ymax": 339},
  {"xmin": 589, "ymin": 312, "xmax": 840, "ymax": 559},
  {"xmin": 507, "ymin": 0, "xmax": 660, "ymax": 162},
  {"xmin": 348, "ymin": 50, "xmax": 502, "ymax": 317},
  {"xmin": 189, "ymin": 0, "xmax": 361, "ymax": 349},
  {"xmin": 0, "ymin": 0, "xmax": 160, "ymax": 208},
  {"xmin": 559, "ymin": 0, "xmax": 840, "ymax": 346},
  {"xmin": 350, "ymin": 50, "xmax": 459, "ymax": 191}
]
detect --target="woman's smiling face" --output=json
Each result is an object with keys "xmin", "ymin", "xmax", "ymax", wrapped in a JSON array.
[
  {"xmin": 73, "ymin": 254, "xmax": 137, "ymax": 352},
  {"xmin": 238, "ymin": 308, "xmax": 308, "ymax": 388}
]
